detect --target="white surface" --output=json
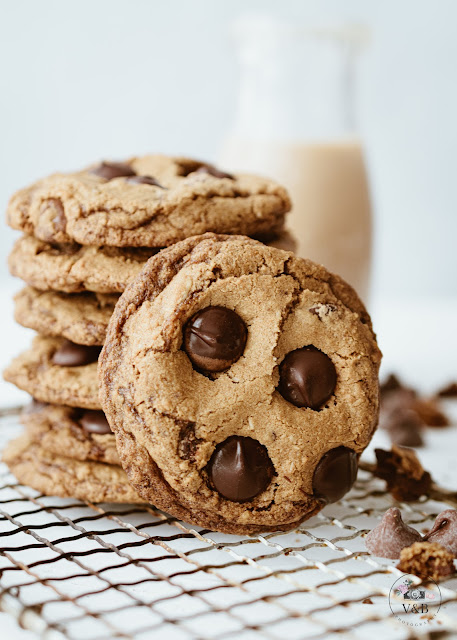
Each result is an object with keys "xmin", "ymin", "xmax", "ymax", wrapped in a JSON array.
[{"xmin": 1, "ymin": 0, "xmax": 457, "ymax": 299}]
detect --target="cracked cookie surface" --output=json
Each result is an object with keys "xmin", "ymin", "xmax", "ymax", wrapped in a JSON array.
[
  {"xmin": 7, "ymin": 155, "xmax": 290, "ymax": 247},
  {"xmin": 3, "ymin": 433, "xmax": 143, "ymax": 503},
  {"xmin": 99, "ymin": 234, "xmax": 381, "ymax": 534},
  {"xmin": 14, "ymin": 287, "xmax": 118, "ymax": 345},
  {"xmin": 22, "ymin": 401, "xmax": 119, "ymax": 464},
  {"xmin": 4, "ymin": 336, "xmax": 101, "ymax": 409}
]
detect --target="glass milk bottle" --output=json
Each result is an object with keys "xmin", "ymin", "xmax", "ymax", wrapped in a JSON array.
[{"xmin": 219, "ymin": 17, "xmax": 372, "ymax": 301}]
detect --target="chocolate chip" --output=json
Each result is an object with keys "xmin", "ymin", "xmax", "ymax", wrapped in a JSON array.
[
  {"xmin": 380, "ymin": 373, "xmax": 403, "ymax": 396},
  {"xmin": 388, "ymin": 412, "xmax": 424, "ymax": 447},
  {"xmin": 278, "ymin": 346, "xmax": 337, "ymax": 409},
  {"xmin": 195, "ymin": 165, "xmax": 234, "ymax": 180},
  {"xmin": 125, "ymin": 175, "xmax": 166, "ymax": 188},
  {"xmin": 365, "ymin": 507, "xmax": 422, "ymax": 558},
  {"xmin": 208, "ymin": 436, "xmax": 274, "ymax": 502},
  {"xmin": 312, "ymin": 447, "xmax": 358, "ymax": 503},
  {"xmin": 52, "ymin": 340, "xmax": 102, "ymax": 367},
  {"xmin": 79, "ymin": 410, "xmax": 112, "ymax": 435},
  {"xmin": 423, "ymin": 510, "xmax": 457, "ymax": 555},
  {"xmin": 89, "ymin": 161, "xmax": 136, "ymax": 180},
  {"xmin": 183, "ymin": 306, "xmax": 247, "ymax": 373}
]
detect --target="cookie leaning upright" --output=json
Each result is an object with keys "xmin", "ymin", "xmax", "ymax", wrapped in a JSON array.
[
  {"xmin": 99, "ymin": 233, "xmax": 381, "ymax": 534},
  {"xmin": 7, "ymin": 155, "xmax": 290, "ymax": 247}
]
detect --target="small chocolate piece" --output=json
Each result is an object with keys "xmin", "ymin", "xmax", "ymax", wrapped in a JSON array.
[
  {"xmin": 413, "ymin": 398, "xmax": 449, "ymax": 427},
  {"xmin": 208, "ymin": 436, "xmax": 274, "ymax": 502},
  {"xmin": 52, "ymin": 340, "xmax": 101, "ymax": 367},
  {"xmin": 89, "ymin": 161, "xmax": 136, "ymax": 180},
  {"xmin": 79, "ymin": 410, "xmax": 112, "ymax": 435},
  {"xmin": 312, "ymin": 447, "xmax": 358, "ymax": 503},
  {"xmin": 278, "ymin": 346, "xmax": 337, "ymax": 409},
  {"xmin": 195, "ymin": 165, "xmax": 234, "ymax": 180},
  {"xmin": 365, "ymin": 507, "xmax": 422, "ymax": 558},
  {"xmin": 397, "ymin": 542, "xmax": 455, "ymax": 581},
  {"xmin": 437, "ymin": 382, "xmax": 457, "ymax": 398},
  {"xmin": 385, "ymin": 408, "xmax": 424, "ymax": 448},
  {"xmin": 183, "ymin": 306, "xmax": 247, "ymax": 373},
  {"xmin": 423, "ymin": 510, "xmax": 457, "ymax": 555},
  {"xmin": 374, "ymin": 446, "xmax": 432, "ymax": 502},
  {"xmin": 379, "ymin": 387, "xmax": 417, "ymax": 423},
  {"xmin": 380, "ymin": 373, "xmax": 403, "ymax": 396},
  {"xmin": 125, "ymin": 175, "xmax": 166, "ymax": 188}
]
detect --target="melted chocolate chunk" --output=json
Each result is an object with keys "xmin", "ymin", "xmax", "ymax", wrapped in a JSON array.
[
  {"xmin": 195, "ymin": 165, "xmax": 234, "ymax": 180},
  {"xmin": 313, "ymin": 447, "xmax": 358, "ymax": 503},
  {"xmin": 208, "ymin": 436, "xmax": 274, "ymax": 502},
  {"xmin": 278, "ymin": 346, "xmax": 337, "ymax": 409},
  {"xmin": 52, "ymin": 340, "xmax": 101, "ymax": 367},
  {"xmin": 125, "ymin": 175, "xmax": 166, "ymax": 188},
  {"xmin": 79, "ymin": 410, "xmax": 112, "ymax": 435},
  {"xmin": 183, "ymin": 306, "xmax": 247, "ymax": 373},
  {"xmin": 89, "ymin": 161, "xmax": 136, "ymax": 180}
]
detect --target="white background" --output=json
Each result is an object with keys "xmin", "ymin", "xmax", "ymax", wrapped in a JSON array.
[{"xmin": 0, "ymin": 0, "xmax": 457, "ymax": 299}]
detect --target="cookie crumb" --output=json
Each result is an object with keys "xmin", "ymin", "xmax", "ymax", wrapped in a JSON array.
[
  {"xmin": 374, "ymin": 446, "xmax": 432, "ymax": 501},
  {"xmin": 379, "ymin": 374, "xmax": 451, "ymax": 446},
  {"xmin": 397, "ymin": 541, "xmax": 455, "ymax": 581},
  {"xmin": 362, "ymin": 598, "xmax": 373, "ymax": 604}
]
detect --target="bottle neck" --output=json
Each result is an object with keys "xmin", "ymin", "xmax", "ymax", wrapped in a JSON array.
[{"xmin": 232, "ymin": 25, "xmax": 362, "ymax": 142}]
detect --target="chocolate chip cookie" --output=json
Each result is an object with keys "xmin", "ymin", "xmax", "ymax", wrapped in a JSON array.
[
  {"xmin": 3, "ymin": 434, "xmax": 144, "ymax": 503},
  {"xmin": 14, "ymin": 287, "xmax": 118, "ymax": 346},
  {"xmin": 9, "ymin": 235, "xmax": 158, "ymax": 293},
  {"xmin": 22, "ymin": 401, "xmax": 118, "ymax": 464},
  {"xmin": 9, "ymin": 231, "xmax": 294, "ymax": 296},
  {"xmin": 99, "ymin": 233, "xmax": 381, "ymax": 534},
  {"xmin": 7, "ymin": 155, "xmax": 290, "ymax": 247},
  {"xmin": 4, "ymin": 336, "xmax": 101, "ymax": 409}
]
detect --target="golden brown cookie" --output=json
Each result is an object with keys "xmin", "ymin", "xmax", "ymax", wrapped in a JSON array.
[
  {"xmin": 8, "ymin": 232, "xmax": 295, "ymax": 296},
  {"xmin": 22, "ymin": 401, "xmax": 118, "ymax": 464},
  {"xmin": 8, "ymin": 235, "xmax": 159, "ymax": 293},
  {"xmin": 4, "ymin": 336, "xmax": 101, "ymax": 409},
  {"xmin": 3, "ymin": 434, "xmax": 144, "ymax": 503},
  {"xmin": 99, "ymin": 233, "xmax": 381, "ymax": 534},
  {"xmin": 6, "ymin": 155, "xmax": 290, "ymax": 247},
  {"xmin": 14, "ymin": 287, "xmax": 118, "ymax": 346}
]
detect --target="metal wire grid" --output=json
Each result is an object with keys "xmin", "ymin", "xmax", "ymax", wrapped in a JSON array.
[{"xmin": 0, "ymin": 409, "xmax": 456, "ymax": 640}]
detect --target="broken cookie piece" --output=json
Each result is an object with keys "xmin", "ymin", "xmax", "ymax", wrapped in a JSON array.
[
  {"xmin": 397, "ymin": 542, "xmax": 455, "ymax": 581},
  {"xmin": 374, "ymin": 445, "xmax": 432, "ymax": 501}
]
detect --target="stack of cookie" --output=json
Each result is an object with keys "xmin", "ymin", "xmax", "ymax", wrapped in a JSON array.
[{"xmin": 3, "ymin": 155, "xmax": 291, "ymax": 504}]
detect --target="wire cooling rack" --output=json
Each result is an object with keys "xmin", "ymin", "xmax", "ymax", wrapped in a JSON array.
[{"xmin": 1, "ymin": 408, "xmax": 457, "ymax": 640}]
